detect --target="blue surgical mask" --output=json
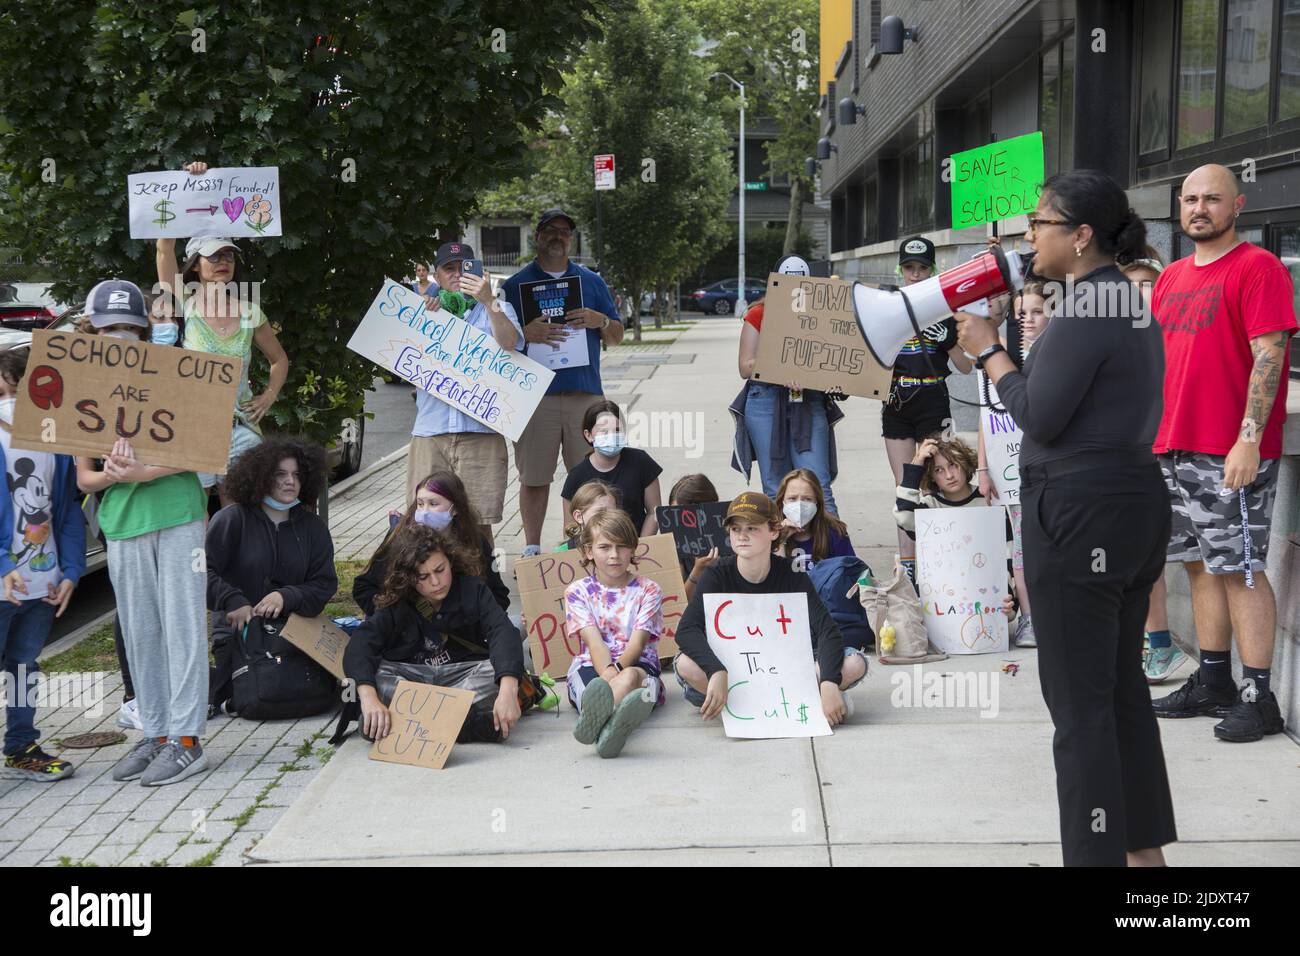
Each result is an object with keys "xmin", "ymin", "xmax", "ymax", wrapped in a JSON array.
[
  {"xmin": 593, "ymin": 433, "xmax": 627, "ymax": 457},
  {"xmin": 414, "ymin": 508, "xmax": 454, "ymax": 531},
  {"xmin": 263, "ymin": 496, "xmax": 299, "ymax": 511},
  {"xmin": 151, "ymin": 323, "xmax": 179, "ymax": 346}
]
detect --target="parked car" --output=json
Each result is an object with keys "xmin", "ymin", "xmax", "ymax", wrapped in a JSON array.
[
  {"xmin": 682, "ymin": 277, "xmax": 769, "ymax": 315},
  {"xmin": 0, "ymin": 281, "xmax": 75, "ymax": 332}
]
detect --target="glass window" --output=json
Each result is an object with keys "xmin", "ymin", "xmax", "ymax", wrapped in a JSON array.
[
  {"xmin": 1282, "ymin": 0, "xmax": 1300, "ymax": 120},
  {"xmin": 1061, "ymin": 34, "xmax": 1075, "ymax": 172},
  {"xmin": 1139, "ymin": 1, "xmax": 1175, "ymax": 154},
  {"xmin": 1223, "ymin": 0, "xmax": 1273, "ymax": 135},
  {"xmin": 480, "ymin": 225, "xmax": 521, "ymax": 261},
  {"xmin": 1041, "ymin": 44, "xmax": 1062, "ymax": 177},
  {"xmin": 862, "ymin": 177, "xmax": 878, "ymax": 245},
  {"xmin": 900, "ymin": 136, "xmax": 934, "ymax": 230},
  {"xmin": 1279, "ymin": 226, "xmax": 1300, "ymax": 376},
  {"xmin": 1177, "ymin": 0, "xmax": 1220, "ymax": 149}
]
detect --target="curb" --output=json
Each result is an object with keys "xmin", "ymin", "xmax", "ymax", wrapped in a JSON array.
[{"xmin": 329, "ymin": 442, "xmax": 410, "ymax": 497}]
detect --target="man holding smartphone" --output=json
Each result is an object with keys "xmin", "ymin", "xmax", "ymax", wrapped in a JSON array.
[
  {"xmin": 406, "ymin": 241, "xmax": 524, "ymax": 546},
  {"xmin": 501, "ymin": 209, "xmax": 623, "ymax": 557}
]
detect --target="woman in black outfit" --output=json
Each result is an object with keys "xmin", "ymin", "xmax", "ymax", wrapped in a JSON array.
[
  {"xmin": 956, "ymin": 169, "xmax": 1175, "ymax": 867},
  {"xmin": 205, "ymin": 440, "xmax": 339, "ymax": 714}
]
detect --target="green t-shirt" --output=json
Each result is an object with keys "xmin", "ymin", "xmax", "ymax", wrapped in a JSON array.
[{"xmin": 99, "ymin": 472, "xmax": 206, "ymax": 541}]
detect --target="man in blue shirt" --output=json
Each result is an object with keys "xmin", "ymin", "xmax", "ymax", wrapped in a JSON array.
[
  {"xmin": 501, "ymin": 209, "xmax": 623, "ymax": 556},
  {"xmin": 407, "ymin": 241, "xmax": 524, "ymax": 546}
]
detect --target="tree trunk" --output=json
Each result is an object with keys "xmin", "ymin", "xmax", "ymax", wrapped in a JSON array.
[{"xmin": 783, "ymin": 178, "xmax": 806, "ymax": 254}]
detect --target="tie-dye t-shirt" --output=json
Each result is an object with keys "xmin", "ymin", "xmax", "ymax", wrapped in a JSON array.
[{"xmin": 564, "ymin": 574, "xmax": 664, "ymax": 703}]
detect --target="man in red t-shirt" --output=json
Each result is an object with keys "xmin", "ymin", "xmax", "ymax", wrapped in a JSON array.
[{"xmin": 1150, "ymin": 164, "xmax": 1297, "ymax": 743}]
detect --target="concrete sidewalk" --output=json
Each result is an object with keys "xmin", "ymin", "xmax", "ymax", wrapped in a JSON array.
[{"xmin": 253, "ymin": 318, "xmax": 1300, "ymax": 866}]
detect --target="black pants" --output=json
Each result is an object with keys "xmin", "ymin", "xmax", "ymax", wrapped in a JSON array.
[{"xmin": 1022, "ymin": 461, "xmax": 1177, "ymax": 866}]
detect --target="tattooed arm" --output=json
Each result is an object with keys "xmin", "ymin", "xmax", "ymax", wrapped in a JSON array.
[{"xmin": 1226, "ymin": 330, "xmax": 1292, "ymax": 490}]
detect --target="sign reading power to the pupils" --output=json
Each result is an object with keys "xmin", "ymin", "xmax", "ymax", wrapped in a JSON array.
[{"xmin": 11, "ymin": 329, "xmax": 240, "ymax": 474}]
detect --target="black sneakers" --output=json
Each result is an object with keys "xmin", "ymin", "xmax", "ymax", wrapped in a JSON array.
[
  {"xmin": 1214, "ymin": 685, "xmax": 1285, "ymax": 743},
  {"xmin": 1151, "ymin": 669, "xmax": 1235, "ymax": 719}
]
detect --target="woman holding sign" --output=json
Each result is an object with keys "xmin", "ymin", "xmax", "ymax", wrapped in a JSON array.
[
  {"xmin": 155, "ymin": 161, "xmax": 289, "ymax": 506},
  {"xmin": 955, "ymin": 169, "xmax": 1174, "ymax": 867}
]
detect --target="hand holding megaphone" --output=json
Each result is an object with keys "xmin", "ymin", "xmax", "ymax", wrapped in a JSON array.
[
  {"xmin": 954, "ymin": 308, "xmax": 1001, "ymax": 358},
  {"xmin": 853, "ymin": 245, "xmax": 1026, "ymax": 368}
]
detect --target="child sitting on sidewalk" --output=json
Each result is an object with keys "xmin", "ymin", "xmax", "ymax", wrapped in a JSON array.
[
  {"xmin": 565, "ymin": 510, "xmax": 663, "ymax": 758},
  {"xmin": 0, "ymin": 348, "xmax": 86, "ymax": 782},
  {"xmin": 557, "ymin": 479, "xmax": 619, "ymax": 551},
  {"xmin": 561, "ymin": 400, "xmax": 663, "ymax": 537},
  {"xmin": 775, "ymin": 468, "xmax": 855, "ymax": 569},
  {"xmin": 673, "ymin": 492, "xmax": 860, "ymax": 724},
  {"xmin": 667, "ymin": 472, "xmax": 722, "ymax": 600}
]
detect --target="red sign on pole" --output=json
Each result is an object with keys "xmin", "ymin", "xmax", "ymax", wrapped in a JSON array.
[{"xmin": 594, "ymin": 154, "xmax": 616, "ymax": 191}]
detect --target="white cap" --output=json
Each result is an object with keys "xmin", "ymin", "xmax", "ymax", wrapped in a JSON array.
[{"xmin": 185, "ymin": 236, "xmax": 240, "ymax": 260}]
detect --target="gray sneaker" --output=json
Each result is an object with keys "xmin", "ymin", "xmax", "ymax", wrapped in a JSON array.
[
  {"xmin": 1014, "ymin": 615, "xmax": 1037, "ymax": 648},
  {"xmin": 141, "ymin": 740, "xmax": 208, "ymax": 787},
  {"xmin": 111, "ymin": 737, "xmax": 164, "ymax": 782}
]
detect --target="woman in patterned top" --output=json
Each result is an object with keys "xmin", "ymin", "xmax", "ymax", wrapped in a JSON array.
[{"xmin": 155, "ymin": 161, "xmax": 289, "ymax": 506}]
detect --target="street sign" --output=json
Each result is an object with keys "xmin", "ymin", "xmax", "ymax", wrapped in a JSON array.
[
  {"xmin": 594, "ymin": 154, "xmax": 616, "ymax": 191},
  {"xmin": 744, "ymin": 181, "xmax": 768, "ymax": 191}
]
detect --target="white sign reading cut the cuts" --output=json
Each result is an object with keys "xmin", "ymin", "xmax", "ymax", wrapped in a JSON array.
[
  {"xmin": 977, "ymin": 370, "xmax": 1021, "ymax": 504},
  {"xmin": 347, "ymin": 279, "xmax": 555, "ymax": 442},
  {"xmin": 915, "ymin": 506, "xmax": 1009, "ymax": 655},
  {"xmin": 703, "ymin": 592, "xmax": 832, "ymax": 739},
  {"xmin": 128, "ymin": 166, "xmax": 281, "ymax": 239}
]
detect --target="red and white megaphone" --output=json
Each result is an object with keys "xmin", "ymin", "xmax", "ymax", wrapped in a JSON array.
[{"xmin": 853, "ymin": 245, "xmax": 1027, "ymax": 368}]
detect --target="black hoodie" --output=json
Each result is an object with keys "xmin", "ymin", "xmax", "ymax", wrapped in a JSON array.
[{"xmin": 205, "ymin": 503, "xmax": 338, "ymax": 617}]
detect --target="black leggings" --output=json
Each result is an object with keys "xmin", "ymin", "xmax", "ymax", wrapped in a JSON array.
[
  {"xmin": 1022, "ymin": 462, "xmax": 1177, "ymax": 866},
  {"xmin": 113, "ymin": 614, "xmax": 134, "ymax": 701}
]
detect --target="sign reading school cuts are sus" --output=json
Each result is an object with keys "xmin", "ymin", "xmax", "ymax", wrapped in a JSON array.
[{"xmin": 949, "ymin": 131, "xmax": 1045, "ymax": 229}]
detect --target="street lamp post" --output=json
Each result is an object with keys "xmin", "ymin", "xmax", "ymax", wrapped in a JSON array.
[{"xmin": 712, "ymin": 72, "xmax": 746, "ymax": 317}]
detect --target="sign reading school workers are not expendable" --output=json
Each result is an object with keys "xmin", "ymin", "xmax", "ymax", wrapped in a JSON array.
[
  {"xmin": 949, "ymin": 131, "xmax": 1045, "ymax": 230},
  {"xmin": 348, "ymin": 279, "xmax": 556, "ymax": 443},
  {"xmin": 127, "ymin": 166, "xmax": 281, "ymax": 239},
  {"xmin": 11, "ymin": 329, "xmax": 240, "ymax": 474}
]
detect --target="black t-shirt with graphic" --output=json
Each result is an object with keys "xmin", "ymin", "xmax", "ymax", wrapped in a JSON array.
[{"xmin": 892, "ymin": 317, "xmax": 958, "ymax": 386}]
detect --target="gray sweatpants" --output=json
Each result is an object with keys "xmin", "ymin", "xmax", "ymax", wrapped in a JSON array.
[{"xmin": 107, "ymin": 519, "xmax": 208, "ymax": 739}]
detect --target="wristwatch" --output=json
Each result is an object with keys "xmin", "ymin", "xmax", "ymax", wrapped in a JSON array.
[
  {"xmin": 976, "ymin": 343, "xmax": 1007, "ymax": 369},
  {"xmin": 612, "ymin": 660, "xmax": 624, "ymax": 673},
  {"xmin": 601, "ymin": 315, "xmax": 611, "ymax": 330}
]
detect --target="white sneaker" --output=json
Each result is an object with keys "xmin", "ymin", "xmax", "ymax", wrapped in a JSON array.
[
  {"xmin": 843, "ymin": 693, "xmax": 855, "ymax": 718},
  {"xmin": 117, "ymin": 698, "xmax": 143, "ymax": 731}
]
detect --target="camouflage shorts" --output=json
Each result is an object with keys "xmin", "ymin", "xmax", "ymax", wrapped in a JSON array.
[{"xmin": 1159, "ymin": 451, "xmax": 1279, "ymax": 574}]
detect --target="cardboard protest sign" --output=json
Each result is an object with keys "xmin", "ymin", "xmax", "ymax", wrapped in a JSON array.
[
  {"xmin": 518, "ymin": 534, "xmax": 685, "ymax": 678},
  {"xmin": 11, "ymin": 329, "xmax": 239, "ymax": 474},
  {"xmin": 977, "ymin": 371, "xmax": 1021, "ymax": 504},
  {"xmin": 702, "ymin": 592, "xmax": 832, "ymax": 739},
  {"xmin": 949, "ymin": 132, "xmax": 1044, "ymax": 229},
  {"xmin": 753, "ymin": 274, "xmax": 893, "ymax": 399},
  {"xmin": 518, "ymin": 276, "xmax": 589, "ymax": 371},
  {"xmin": 369, "ymin": 681, "xmax": 474, "ymax": 770},
  {"xmin": 128, "ymin": 166, "xmax": 281, "ymax": 239},
  {"xmin": 347, "ymin": 279, "xmax": 555, "ymax": 442},
  {"xmin": 915, "ymin": 507, "xmax": 1009, "ymax": 655},
  {"xmin": 655, "ymin": 501, "xmax": 734, "ymax": 564},
  {"xmin": 279, "ymin": 614, "xmax": 351, "ymax": 682}
]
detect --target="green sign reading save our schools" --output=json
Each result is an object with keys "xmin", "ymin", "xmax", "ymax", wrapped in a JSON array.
[{"xmin": 949, "ymin": 131, "xmax": 1045, "ymax": 229}]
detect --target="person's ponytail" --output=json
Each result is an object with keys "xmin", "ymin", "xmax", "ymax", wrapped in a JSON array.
[{"xmin": 1113, "ymin": 209, "xmax": 1148, "ymax": 267}]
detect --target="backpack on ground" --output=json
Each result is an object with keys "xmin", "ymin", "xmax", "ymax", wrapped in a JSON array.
[
  {"xmin": 228, "ymin": 619, "xmax": 340, "ymax": 721},
  {"xmin": 857, "ymin": 561, "xmax": 948, "ymax": 665},
  {"xmin": 807, "ymin": 555, "xmax": 875, "ymax": 652}
]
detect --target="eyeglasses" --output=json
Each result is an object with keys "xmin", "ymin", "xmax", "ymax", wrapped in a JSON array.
[
  {"xmin": 201, "ymin": 250, "xmax": 236, "ymax": 263},
  {"xmin": 1026, "ymin": 217, "xmax": 1072, "ymax": 232},
  {"xmin": 539, "ymin": 227, "xmax": 573, "ymax": 238}
]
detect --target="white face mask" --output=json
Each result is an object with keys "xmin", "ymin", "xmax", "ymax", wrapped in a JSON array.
[
  {"xmin": 782, "ymin": 500, "xmax": 817, "ymax": 528},
  {"xmin": 0, "ymin": 397, "xmax": 14, "ymax": 421},
  {"xmin": 104, "ymin": 329, "xmax": 140, "ymax": 341}
]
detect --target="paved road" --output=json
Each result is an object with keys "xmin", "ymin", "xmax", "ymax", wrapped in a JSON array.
[{"xmin": 359, "ymin": 376, "xmax": 416, "ymax": 472}]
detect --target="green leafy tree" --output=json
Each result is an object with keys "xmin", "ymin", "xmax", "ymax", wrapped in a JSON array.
[
  {"xmin": 545, "ymin": 0, "xmax": 733, "ymax": 339},
  {"xmin": 0, "ymin": 0, "xmax": 624, "ymax": 445},
  {"xmin": 686, "ymin": 0, "xmax": 819, "ymax": 253}
]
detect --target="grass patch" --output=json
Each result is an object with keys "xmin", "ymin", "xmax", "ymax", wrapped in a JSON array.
[
  {"xmin": 328, "ymin": 560, "xmax": 367, "ymax": 619},
  {"xmin": 43, "ymin": 621, "xmax": 117, "ymax": 674},
  {"xmin": 186, "ymin": 848, "xmax": 220, "ymax": 867},
  {"xmin": 57, "ymin": 856, "xmax": 99, "ymax": 867}
]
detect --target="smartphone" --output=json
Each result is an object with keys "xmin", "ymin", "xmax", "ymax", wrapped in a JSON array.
[{"xmin": 461, "ymin": 259, "xmax": 484, "ymax": 278}]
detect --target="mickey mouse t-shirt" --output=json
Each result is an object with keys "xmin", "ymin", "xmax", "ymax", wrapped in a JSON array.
[
  {"xmin": 1152, "ymin": 243, "xmax": 1297, "ymax": 459},
  {"xmin": 0, "ymin": 419, "xmax": 60, "ymax": 600}
]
